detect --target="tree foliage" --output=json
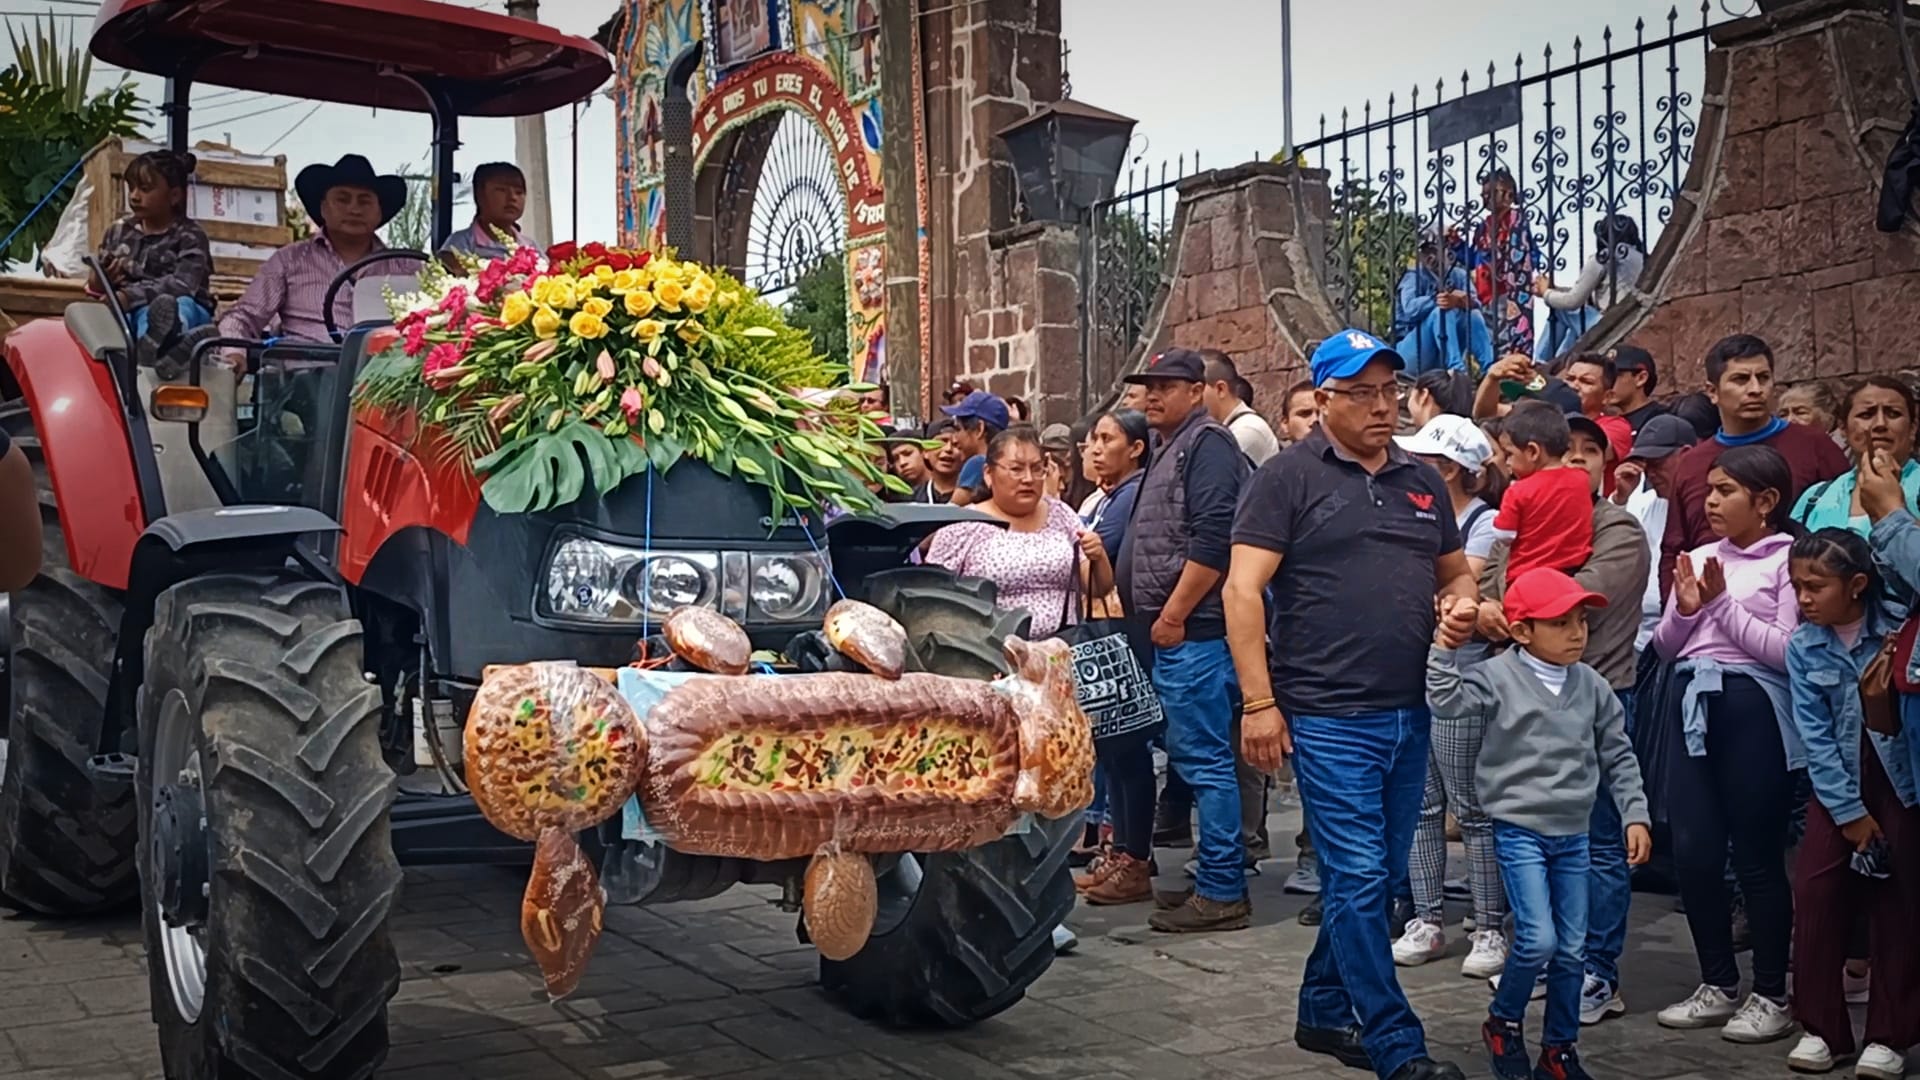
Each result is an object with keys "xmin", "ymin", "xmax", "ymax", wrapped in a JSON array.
[
  {"xmin": 384, "ymin": 171, "xmax": 433, "ymax": 252},
  {"xmin": 1327, "ymin": 180, "xmax": 1419, "ymax": 337},
  {"xmin": 782, "ymin": 255, "xmax": 848, "ymax": 365},
  {"xmin": 0, "ymin": 17, "xmax": 146, "ymax": 267}
]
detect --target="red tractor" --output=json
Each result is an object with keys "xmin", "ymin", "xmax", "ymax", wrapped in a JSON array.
[{"xmin": 0, "ymin": 3, "xmax": 1076, "ymax": 1078}]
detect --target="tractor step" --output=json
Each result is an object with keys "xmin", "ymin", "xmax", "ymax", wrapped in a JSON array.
[{"xmin": 86, "ymin": 753, "xmax": 138, "ymax": 792}]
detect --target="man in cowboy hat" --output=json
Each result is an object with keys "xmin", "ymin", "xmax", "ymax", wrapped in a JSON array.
[{"xmin": 216, "ymin": 154, "xmax": 409, "ymax": 362}]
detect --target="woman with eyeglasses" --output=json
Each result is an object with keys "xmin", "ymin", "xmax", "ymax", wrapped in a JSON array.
[{"xmin": 923, "ymin": 428, "xmax": 1113, "ymax": 640}]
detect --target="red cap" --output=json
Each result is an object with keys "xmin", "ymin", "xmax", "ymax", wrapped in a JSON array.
[{"xmin": 1503, "ymin": 567, "xmax": 1609, "ymax": 623}]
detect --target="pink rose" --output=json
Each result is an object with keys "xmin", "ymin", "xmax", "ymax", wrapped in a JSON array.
[{"xmin": 620, "ymin": 386, "xmax": 645, "ymax": 422}]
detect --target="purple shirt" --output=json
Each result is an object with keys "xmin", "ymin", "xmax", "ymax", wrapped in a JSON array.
[
  {"xmin": 1650, "ymin": 533, "xmax": 1798, "ymax": 671},
  {"xmin": 439, "ymin": 218, "xmax": 528, "ymax": 263},
  {"xmin": 217, "ymin": 232, "xmax": 388, "ymax": 344}
]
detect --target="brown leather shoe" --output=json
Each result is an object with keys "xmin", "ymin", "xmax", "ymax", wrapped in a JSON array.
[
  {"xmin": 1083, "ymin": 854, "xmax": 1153, "ymax": 905},
  {"xmin": 1148, "ymin": 892, "xmax": 1251, "ymax": 933},
  {"xmin": 1073, "ymin": 849, "xmax": 1119, "ymax": 892}
]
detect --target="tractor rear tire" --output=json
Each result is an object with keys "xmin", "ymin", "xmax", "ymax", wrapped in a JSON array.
[
  {"xmin": 0, "ymin": 401, "xmax": 138, "ymax": 915},
  {"xmin": 818, "ymin": 565, "xmax": 1078, "ymax": 1027},
  {"xmin": 138, "ymin": 573, "xmax": 401, "ymax": 1080}
]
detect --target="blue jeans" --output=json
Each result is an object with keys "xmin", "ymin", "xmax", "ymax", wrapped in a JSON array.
[
  {"xmin": 1584, "ymin": 688, "xmax": 1635, "ymax": 989},
  {"xmin": 1493, "ymin": 821, "xmax": 1591, "ymax": 1047},
  {"xmin": 1292, "ymin": 708, "xmax": 1432, "ymax": 1079},
  {"xmin": 1536, "ymin": 305, "xmax": 1599, "ymax": 363},
  {"xmin": 130, "ymin": 295, "xmax": 213, "ymax": 342},
  {"xmin": 1396, "ymin": 307, "xmax": 1494, "ymax": 376},
  {"xmin": 1152, "ymin": 639, "xmax": 1242, "ymax": 902}
]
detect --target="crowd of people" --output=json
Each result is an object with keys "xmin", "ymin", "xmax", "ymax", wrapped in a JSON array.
[{"xmin": 873, "ymin": 333, "xmax": 1920, "ymax": 1080}]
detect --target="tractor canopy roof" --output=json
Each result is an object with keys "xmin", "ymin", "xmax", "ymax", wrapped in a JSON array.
[{"xmin": 90, "ymin": 0, "xmax": 612, "ymax": 117}]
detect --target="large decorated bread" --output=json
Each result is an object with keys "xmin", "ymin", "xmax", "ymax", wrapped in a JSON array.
[{"xmin": 636, "ymin": 670, "xmax": 1021, "ymax": 859}]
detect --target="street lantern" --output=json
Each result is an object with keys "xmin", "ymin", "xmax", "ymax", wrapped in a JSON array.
[{"xmin": 996, "ymin": 100, "xmax": 1137, "ymax": 223}]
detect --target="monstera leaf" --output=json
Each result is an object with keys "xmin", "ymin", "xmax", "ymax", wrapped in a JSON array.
[{"xmin": 474, "ymin": 421, "xmax": 652, "ymax": 514}]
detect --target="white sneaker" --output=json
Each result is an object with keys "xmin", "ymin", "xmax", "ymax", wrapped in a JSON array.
[
  {"xmin": 1857, "ymin": 1044, "xmax": 1906, "ymax": 1080},
  {"xmin": 1579, "ymin": 974, "xmax": 1626, "ymax": 1025},
  {"xmin": 1489, "ymin": 970, "xmax": 1548, "ymax": 1001},
  {"xmin": 1050, "ymin": 924, "xmax": 1078, "ymax": 955},
  {"xmin": 1460, "ymin": 930, "xmax": 1507, "ymax": 979},
  {"xmin": 1722, "ymin": 993, "xmax": 1795, "ymax": 1044},
  {"xmin": 1785, "ymin": 1034, "xmax": 1833, "ymax": 1073},
  {"xmin": 1391, "ymin": 919, "xmax": 1446, "ymax": 966},
  {"xmin": 1844, "ymin": 966, "xmax": 1871, "ymax": 1005},
  {"xmin": 1657, "ymin": 983, "xmax": 1740, "ymax": 1029}
]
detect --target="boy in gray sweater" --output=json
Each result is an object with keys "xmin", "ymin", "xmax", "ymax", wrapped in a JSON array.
[{"xmin": 1428, "ymin": 569, "xmax": 1652, "ymax": 1080}]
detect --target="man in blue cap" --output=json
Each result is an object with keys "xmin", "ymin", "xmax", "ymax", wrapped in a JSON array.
[
  {"xmin": 1223, "ymin": 330, "xmax": 1478, "ymax": 1080},
  {"xmin": 1113, "ymin": 348, "xmax": 1253, "ymax": 933},
  {"xmin": 940, "ymin": 389, "xmax": 1010, "ymax": 503}
]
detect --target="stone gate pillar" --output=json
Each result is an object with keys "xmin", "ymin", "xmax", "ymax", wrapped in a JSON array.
[{"xmin": 1588, "ymin": 0, "xmax": 1920, "ymax": 390}]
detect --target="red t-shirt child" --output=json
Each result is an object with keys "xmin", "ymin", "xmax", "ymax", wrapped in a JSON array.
[{"xmin": 1494, "ymin": 466, "xmax": 1595, "ymax": 582}]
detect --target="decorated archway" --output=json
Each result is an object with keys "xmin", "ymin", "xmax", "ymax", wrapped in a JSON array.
[{"xmin": 613, "ymin": 2, "xmax": 886, "ymax": 384}]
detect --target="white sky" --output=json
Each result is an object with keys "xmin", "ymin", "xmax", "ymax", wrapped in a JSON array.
[{"xmin": 5, "ymin": 0, "xmax": 1747, "ymax": 248}]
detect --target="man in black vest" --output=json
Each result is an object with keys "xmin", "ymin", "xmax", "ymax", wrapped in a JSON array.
[
  {"xmin": 1115, "ymin": 348, "xmax": 1253, "ymax": 933},
  {"xmin": 1225, "ymin": 330, "xmax": 1477, "ymax": 1080}
]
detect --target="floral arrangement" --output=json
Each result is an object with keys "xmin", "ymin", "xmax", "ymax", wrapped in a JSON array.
[{"xmin": 352, "ymin": 241, "xmax": 905, "ymax": 518}]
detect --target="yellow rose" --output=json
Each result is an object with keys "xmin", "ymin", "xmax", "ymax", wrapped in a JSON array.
[
  {"xmin": 676, "ymin": 321, "xmax": 705, "ymax": 344},
  {"xmin": 624, "ymin": 289, "xmax": 657, "ymax": 318},
  {"xmin": 500, "ymin": 290, "xmax": 534, "ymax": 328},
  {"xmin": 531, "ymin": 304, "xmax": 563, "ymax": 340},
  {"xmin": 633, "ymin": 318, "xmax": 666, "ymax": 341},
  {"xmin": 593, "ymin": 264, "xmax": 616, "ymax": 284},
  {"xmin": 610, "ymin": 269, "xmax": 642, "ymax": 294},
  {"xmin": 655, "ymin": 280, "xmax": 686, "ymax": 312},
  {"xmin": 572, "ymin": 274, "xmax": 600, "ymax": 298},
  {"xmin": 570, "ymin": 310, "xmax": 609, "ymax": 339},
  {"xmin": 683, "ymin": 283, "xmax": 712, "ymax": 315},
  {"xmin": 582, "ymin": 296, "xmax": 614, "ymax": 319},
  {"xmin": 690, "ymin": 272, "xmax": 716, "ymax": 296}
]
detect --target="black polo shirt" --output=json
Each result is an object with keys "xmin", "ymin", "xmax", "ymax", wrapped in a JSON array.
[{"xmin": 1231, "ymin": 428, "xmax": 1460, "ymax": 717}]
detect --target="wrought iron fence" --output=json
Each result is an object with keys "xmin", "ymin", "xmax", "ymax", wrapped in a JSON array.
[
  {"xmin": 1299, "ymin": 4, "xmax": 1721, "ymax": 356},
  {"xmin": 1080, "ymin": 153, "xmax": 1206, "ymax": 401}
]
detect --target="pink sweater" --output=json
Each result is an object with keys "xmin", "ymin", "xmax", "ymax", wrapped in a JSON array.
[{"xmin": 1650, "ymin": 533, "xmax": 1798, "ymax": 671}]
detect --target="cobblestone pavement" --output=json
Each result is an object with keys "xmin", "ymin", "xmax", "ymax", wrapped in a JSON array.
[{"xmin": 0, "ymin": 804, "xmax": 1834, "ymax": 1079}]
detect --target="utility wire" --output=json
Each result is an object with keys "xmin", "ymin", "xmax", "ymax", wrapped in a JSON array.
[{"xmin": 263, "ymin": 100, "xmax": 323, "ymax": 152}]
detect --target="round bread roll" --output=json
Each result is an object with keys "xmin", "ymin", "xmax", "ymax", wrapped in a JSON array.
[
  {"xmin": 466, "ymin": 662, "xmax": 646, "ymax": 841},
  {"xmin": 803, "ymin": 845, "xmax": 878, "ymax": 961},
  {"xmin": 823, "ymin": 599, "xmax": 907, "ymax": 680},
  {"xmin": 663, "ymin": 606, "xmax": 752, "ymax": 675}
]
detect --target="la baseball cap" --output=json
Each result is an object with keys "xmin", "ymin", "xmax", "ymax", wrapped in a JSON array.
[
  {"xmin": 1504, "ymin": 567, "xmax": 1610, "ymax": 624},
  {"xmin": 1396, "ymin": 415, "xmax": 1493, "ymax": 474},
  {"xmin": 940, "ymin": 390, "xmax": 1010, "ymax": 430},
  {"xmin": 1626, "ymin": 414, "xmax": 1698, "ymax": 461},
  {"xmin": 1310, "ymin": 329, "xmax": 1405, "ymax": 387},
  {"xmin": 1123, "ymin": 348, "xmax": 1206, "ymax": 384}
]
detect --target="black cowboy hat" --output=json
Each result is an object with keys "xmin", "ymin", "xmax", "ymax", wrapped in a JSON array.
[{"xmin": 294, "ymin": 154, "xmax": 407, "ymax": 228}]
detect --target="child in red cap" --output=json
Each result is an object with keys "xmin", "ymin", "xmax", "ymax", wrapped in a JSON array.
[{"xmin": 1428, "ymin": 569, "xmax": 1652, "ymax": 1080}]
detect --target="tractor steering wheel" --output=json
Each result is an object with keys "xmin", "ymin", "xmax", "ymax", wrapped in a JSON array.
[{"xmin": 321, "ymin": 250, "xmax": 432, "ymax": 340}]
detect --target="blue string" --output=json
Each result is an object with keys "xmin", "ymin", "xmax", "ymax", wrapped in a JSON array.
[
  {"xmin": 641, "ymin": 462, "xmax": 654, "ymax": 639},
  {"xmin": 798, "ymin": 514, "xmax": 846, "ymax": 601},
  {"xmin": 0, "ymin": 155, "xmax": 88, "ymax": 258}
]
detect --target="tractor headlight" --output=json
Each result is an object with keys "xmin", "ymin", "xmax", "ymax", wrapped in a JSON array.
[
  {"xmin": 541, "ymin": 535, "xmax": 829, "ymax": 627},
  {"xmin": 750, "ymin": 553, "xmax": 828, "ymax": 622}
]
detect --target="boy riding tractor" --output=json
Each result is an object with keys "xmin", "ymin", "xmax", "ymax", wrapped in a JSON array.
[{"xmin": 0, "ymin": 3, "xmax": 1080, "ymax": 1078}]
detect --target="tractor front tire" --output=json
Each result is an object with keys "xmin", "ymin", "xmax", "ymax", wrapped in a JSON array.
[
  {"xmin": 819, "ymin": 565, "xmax": 1078, "ymax": 1026},
  {"xmin": 138, "ymin": 573, "xmax": 401, "ymax": 1080},
  {"xmin": 0, "ymin": 400, "xmax": 138, "ymax": 915}
]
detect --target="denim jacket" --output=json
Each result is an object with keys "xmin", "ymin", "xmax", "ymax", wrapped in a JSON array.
[
  {"xmin": 1870, "ymin": 509, "xmax": 1920, "ymax": 662},
  {"xmin": 1787, "ymin": 615, "xmax": 1919, "ymax": 824}
]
